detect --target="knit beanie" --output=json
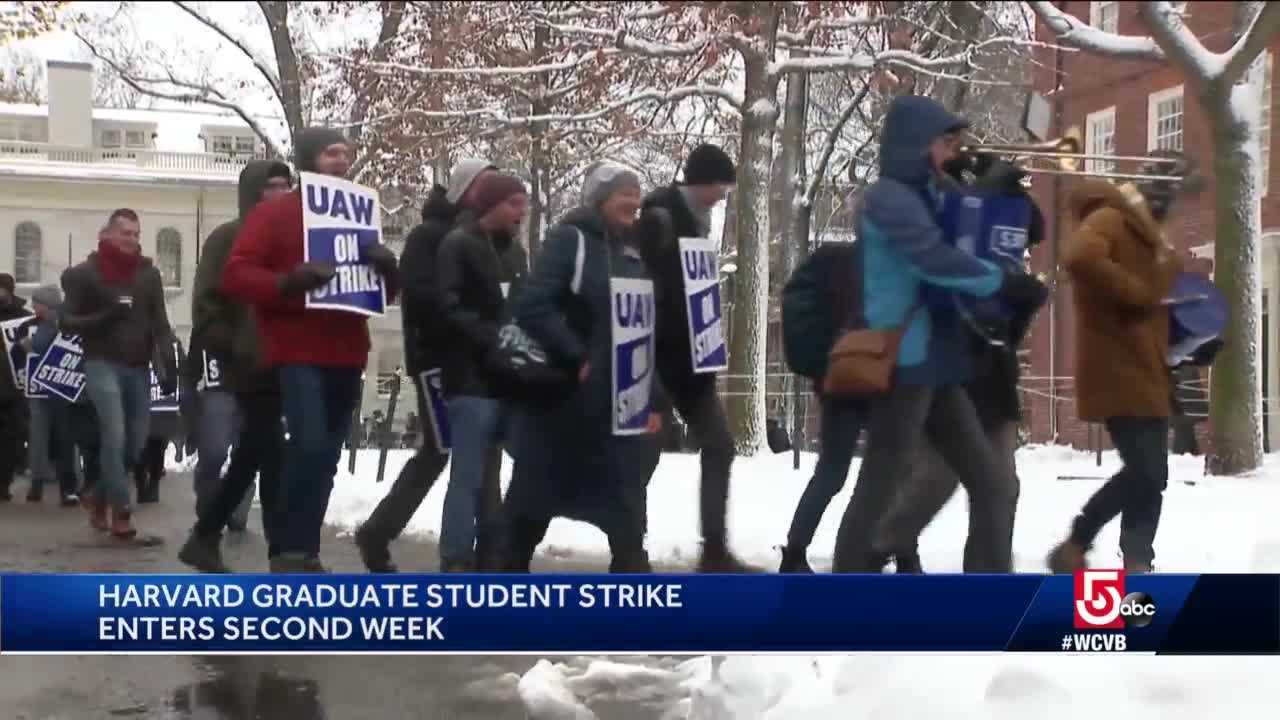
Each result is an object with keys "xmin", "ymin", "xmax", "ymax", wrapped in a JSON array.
[
  {"xmin": 581, "ymin": 161, "xmax": 642, "ymax": 209},
  {"xmin": 294, "ymin": 127, "xmax": 349, "ymax": 173},
  {"xmin": 0, "ymin": 273, "xmax": 13, "ymax": 295},
  {"xmin": 463, "ymin": 173, "xmax": 527, "ymax": 217},
  {"xmin": 682, "ymin": 144, "xmax": 736, "ymax": 186},
  {"xmin": 447, "ymin": 159, "xmax": 498, "ymax": 204},
  {"xmin": 31, "ymin": 284, "xmax": 62, "ymax": 310}
]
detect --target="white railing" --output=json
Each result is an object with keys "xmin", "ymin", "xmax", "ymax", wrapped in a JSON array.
[{"xmin": 0, "ymin": 140, "xmax": 258, "ymax": 176}]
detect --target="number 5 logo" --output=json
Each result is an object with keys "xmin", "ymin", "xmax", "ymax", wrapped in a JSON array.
[{"xmin": 1074, "ymin": 569, "xmax": 1125, "ymax": 629}]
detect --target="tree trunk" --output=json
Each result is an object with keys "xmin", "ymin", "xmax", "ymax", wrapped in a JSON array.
[
  {"xmin": 777, "ymin": 66, "xmax": 808, "ymax": 456},
  {"xmin": 258, "ymin": 1, "xmax": 304, "ymax": 141},
  {"xmin": 1205, "ymin": 80, "xmax": 1265, "ymax": 475},
  {"xmin": 726, "ymin": 48, "xmax": 780, "ymax": 455}
]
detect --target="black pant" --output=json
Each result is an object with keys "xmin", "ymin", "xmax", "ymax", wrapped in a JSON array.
[
  {"xmin": 674, "ymin": 383, "xmax": 735, "ymax": 550},
  {"xmin": 135, "ymin": 436, "xmax": 168, "ymax": 499},
  {"xmin": 67, "ymin": 402, "xmax": 100, "ymax": 496},
  {"xmin": 1171, "ymin": 415, "xmax": 1200, "ymax": 455},
  {"xmin": 832, "ymin": 384, "xmax": 1017, "ymax": 573},
  {"xmin": 1070, "ymin": 417, "xmax": 1169, "ymax": 567},
  {"xmin": 194, "ymin": 393, "xmax": 284, "ymax": 555},
  {"xmin": 785, "ymin": 396, "xmax": 867, "ymax": 551},
  {"xmin": 0, "ymin": 399, "xmax": 26, "ymax": 491}
]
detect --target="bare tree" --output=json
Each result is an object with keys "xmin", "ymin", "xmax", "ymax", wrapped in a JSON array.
[{"xmin": 1032, "ymin": 0, "xmax": 1280, "ymax": 475}]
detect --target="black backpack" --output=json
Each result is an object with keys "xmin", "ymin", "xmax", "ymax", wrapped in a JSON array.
[{"xmin": 781, "ymin": 243, "xmax": 859, "ymax": 381}]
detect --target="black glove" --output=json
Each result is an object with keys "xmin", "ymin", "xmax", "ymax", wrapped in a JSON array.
[
  {"xmin": 998, "ymin": 270, "xmax": 1049, "ymax": 309},
  {"xmin": 973, "ymin": 158, "xmax": 1027, "ymax": 194},
  {"xmin": 364, "ymin": 244, "xmax": 399, "ymax": 278},
  {"xmin": 278, "ymin": 262, "xmax": 336, "ymax": 296}
]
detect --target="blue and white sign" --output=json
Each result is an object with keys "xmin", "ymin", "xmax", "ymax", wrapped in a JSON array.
[
  {"xmin": 200, "ymin": 351, "xmax": 223, "ymax": 392},
  {"xmin": 301, "ymin": 171, "xmax": 386, "ymax": 317},
  {"xmin": 31, "ymin": 333, "xmax": 85, "ymax": 402},
  {"xmin": 678, "ymin": 236, "xmax": 728, "ymax": 374},
  {"xmin": 1, "ymin": 315, "xmax": 38, "ymax": 393},
  {"xmin": 610, "ymin": 278, "xmax": 656, "ymax": 437},
  {"xmin": 23, "ymin": 355, "xmax": 48, "ymax": 399},
  {"xmin": 419, "ymin": 369, "xmax": 451, "ymax": 454}
]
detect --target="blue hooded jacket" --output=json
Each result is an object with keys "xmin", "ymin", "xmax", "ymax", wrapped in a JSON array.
[{"xmin": 857, "ymin": 95, "xmax": 1004, "ymax": 385}]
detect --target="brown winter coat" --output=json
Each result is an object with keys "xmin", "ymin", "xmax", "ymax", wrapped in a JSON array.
[{"xmin": 1063, "ymin": 181, "xmax": 1181, "ymax": 422}]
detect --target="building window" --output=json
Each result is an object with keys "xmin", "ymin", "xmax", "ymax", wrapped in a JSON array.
[
  {"xmin": 156, "ymin": 227, "xmax": 182, "ymax": 288},
  {"xmin": 1252, "ymin": 51, "xmax": 1273, "ymax": 195},
  {"xmin": 235, "ymin": 135, "xmax": 256, "ymax": 154},
  {"xmin": 125, "ymin": 130, "xmax": 148, "ymax": 149},
  {"xmin": 100, "ymin": 128, "xmax": 122, "ymax": 148},
  {"xmin": 1085, "ymin": 106, "xmax": 1116, "ymax": 174},
  {"xmin": 13, "ymin": 221, "xmax": 41, "ymax": 284},
  {"xmin": 1148, "ymin": 85, "xmax": 1184, "ymax": 152},
  {"xmin": 1090, "ymin": 1, "xmax": 1119, "ymax": 34},
  {"xmin": 208, "ymin": 134, "xmax": 256, "ymax": 155}
]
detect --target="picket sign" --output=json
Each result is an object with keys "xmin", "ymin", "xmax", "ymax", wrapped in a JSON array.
[
  {"xmin": 678, "ymin": 236, "xmax": 728, "ymax": 374},
  {"xmin": 301, "ymin": 171, "xmax": 387, "ymax": 317}
]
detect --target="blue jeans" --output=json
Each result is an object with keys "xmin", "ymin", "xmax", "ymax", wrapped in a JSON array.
[
  {"xmin": 440, "ymin": 396, "xmax": 507, "ymax": 566},
  {"xmin": 194, "ymin": 390, "xmax": 252, "ymax": 528},
  {"xmin": 28, "ymin": 399, "xmax": 77, "ymax": 496},
  {"xmin": 84, "ymin": 360, "xmax": 151, "ymax": 510},
  {"xmin": 276, "ymin": 365, "xmax": 361, "ymax": 557}
]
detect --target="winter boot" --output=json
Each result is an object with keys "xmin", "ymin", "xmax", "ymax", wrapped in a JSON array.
[
  {"xmin": 84, "ymin": 493, "xmax": 109, "ymax": 532},
  {"xmin": 441, "ymin": 558, "xmax": 475, "ymax": 573},
  {"xmin": 1047, "ymin": 540, "xmax": 1088, "ymax": 574},
  {"xmin": 698, "ymin": 542, "xmax": 761, "ymax": 573},
  {"xmin": 1123, "ymin": 557, "xmax": 1154, "ymax": 574},
  {"xmin": 110, "ymin": 508, "xmax": 139, "ymax": 540},
  {"xmin": 179, "ymin": 531, "xmax": 230, "ymax": 573},
  {"xmin": 778, "ymin": 545, "xmax": 814, "ymax": 573},
  {"xmin": 26, "ymin": 485, "xmax": 42, "ymax": 503},
  {"xmin": 354, "ymin": 528, "xmax": 397, "ymax": 573},
  {"xmin": 303, "ymin": 555, "xmax": 329, "ymax": 573},
  {"xmin": 269, "ymin": 552, "xmax": 313, "ymax": 573},
  {"xmin": 893, "ymin": 551, "xmax": 924, "ymax": 574}
]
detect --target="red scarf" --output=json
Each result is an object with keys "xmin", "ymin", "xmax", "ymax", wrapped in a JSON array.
[{"xmin": 96, "ymin": 240, "xmax": 142, "ymax": 285}]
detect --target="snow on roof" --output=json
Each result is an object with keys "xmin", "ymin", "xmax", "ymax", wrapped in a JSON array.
[
  {"xmin": 0, "ymin": 162, "xmax": 239, "ymax": 186},
  {"xmin": 0, "ymin": 102, "xmax": 289, "ymax": 154}
]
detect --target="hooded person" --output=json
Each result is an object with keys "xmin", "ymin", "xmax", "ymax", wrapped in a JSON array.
[
  {"xmin": 222, "ymin": 127, "xmax": 400, "ymax": 573},
  {"xmin": 353, "ymin": 158, "xmax": 498, "ymax": 573},
  {"xmin": 178, "ymin": 160, "xmax": 294, "ymax": 573},
  {"xmin": 60, "ymin": 209, "xmax": 175, "ymax": 542},
  {"xmin": 637, "ymin": 143, "xmax": 755, "ymax": 572},
  {"xmin": 501, "ymin": 160, "xmax": 667, "ymax": 573},
  {"xmin": 1047, "ymin": 154, "xmax": 1200, "ymax": 574},
  {"xmin": 826, "ymin": 95, "xmax": 1043, "ymax": 574},
  {"xmin": 27, "ymin": 284, "xmax": 80, "ymax": 507},
  {"xmin": 0, "ymin": 272, "xmax": 31, "ymax": 502}
]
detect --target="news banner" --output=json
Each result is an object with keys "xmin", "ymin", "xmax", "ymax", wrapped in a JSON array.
[{"xmin": 0, "ymin": 573, "xmax": 1276, "ymax": 654}]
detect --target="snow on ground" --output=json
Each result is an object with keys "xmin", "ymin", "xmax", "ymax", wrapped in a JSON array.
[{"xmin": 197, "ymin": 445, "xmax": 1280, "ymax": 718}]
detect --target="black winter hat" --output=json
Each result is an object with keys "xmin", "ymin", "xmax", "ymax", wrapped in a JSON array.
[
  {"xmin": 683, "ymin": 144, "xmax": 736, "ymax": 186},
  {"xmin": 0, "ymin": 273, "xmax": 14, "ymax": 294},
  {"xmin": 294, "ymin": 127, "xmax": 349, "ymax": 173}
]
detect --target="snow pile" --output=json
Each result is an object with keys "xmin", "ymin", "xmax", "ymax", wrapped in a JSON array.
[{"xmin": 323, "ymin": 445, "xmax": 1280, "ymax": 573}]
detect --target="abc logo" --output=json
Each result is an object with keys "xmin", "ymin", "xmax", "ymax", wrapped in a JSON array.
[{"xmin": 1119, "ymin": 591, "xmax": 1157, "ymax": 629}]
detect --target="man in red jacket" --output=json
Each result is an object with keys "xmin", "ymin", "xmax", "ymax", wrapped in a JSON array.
[{"xmin": 222, "ymin": 128, "xmax": 398, "ymax": 572}]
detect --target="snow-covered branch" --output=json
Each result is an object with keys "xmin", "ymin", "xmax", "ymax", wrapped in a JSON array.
[
  {"xmin": 771, "ymin": 36, "xmax": 1049, "ymax": 79},
  {"xmin": 170, "ymin": 1, "xmax": 284, "ymax": 102},
  {"xmin": 1027, "ymin": 1, "xmax": 1163, "ymax": 62},
  {"xmin": 538, "ymin": 21, "xmax": 711, "ymax": 58},
  {"xmin": 804, "ymin": 79, "xmax": 870, "ymax": 207},
  {"xmin": 336, "ymin": 49, "xmax": 620, "ymax": 79},
  {"xmin": 1136, "ymin": 2, "xmax": 1223, "ymax": 85},
  {"xmin": 1218, "ymin": 1, "xmax": 1280, "ymax": 85}
]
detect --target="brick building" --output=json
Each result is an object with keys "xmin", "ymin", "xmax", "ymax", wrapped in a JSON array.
[{"xmin": 1025, "ymin": 1, "xmax": 1277, "ymax": 451}]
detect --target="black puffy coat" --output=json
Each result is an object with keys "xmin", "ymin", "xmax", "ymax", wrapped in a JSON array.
[{"xmin": 400, "ymin": 187, "xmax": 461, "ymax": 376}]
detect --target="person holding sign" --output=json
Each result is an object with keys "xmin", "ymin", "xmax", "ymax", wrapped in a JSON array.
[
  {"xmin": 0, "ymin": 273, "xmax": 32, "ymax": 502},
  {"xmin": 60, "ymin": 209, "xmax": 176, "ymax": 543},
  {"xmin": 222, "ymin": 128, "xmax": 399, "ymax": 573},
  {"xmin": 637, "ymin": 143, "xmax": 753, "ymax": 572},
  {"xmin": 179, "ymin": 160, "xmax": 294, "ymax": 574},
  {"xmin": 25, "ymin": 285, "xmax": 79, "ymax": 506},
  {"xmin": 502, "ymin": 161, "xmax": 665, "ymax": 573}
]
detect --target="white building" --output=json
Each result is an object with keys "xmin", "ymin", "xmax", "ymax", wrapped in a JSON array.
[{"xmin": 0, "ymin": 60, "xmax": 407, "ymax": 422}]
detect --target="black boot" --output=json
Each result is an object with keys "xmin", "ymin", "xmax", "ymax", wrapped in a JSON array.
[
  {"xmin": 354, "ymin": 528, "xmax": 397, "ymax": 573},
  {"xmin": 778, "ymin": 545, "xmax": 814, "ymax": 573},
  {"xmin": 893, "ymin": 552, "xmax": 924, "ymax": 574},
  {"xmin": 698, "ymin": 542, "xmax": 761, "ymax": 573}
]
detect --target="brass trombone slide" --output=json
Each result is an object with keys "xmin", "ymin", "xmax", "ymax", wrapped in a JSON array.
[{"xmin": 960, "ymin": 127, "xmax": 1192, "ymax": 184}]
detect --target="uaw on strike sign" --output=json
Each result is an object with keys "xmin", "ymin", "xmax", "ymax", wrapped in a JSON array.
[
  {"xmin": 678, "ymin": 237, "xmax": 727, "ymax": 373},
  {"xmin": 301, "ymin": 171, "xmax": 386, "ymax": 317}
]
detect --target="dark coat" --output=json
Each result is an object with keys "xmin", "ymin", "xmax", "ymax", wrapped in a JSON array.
[
  {"xmin": 190, "ymin": 160, "xmax": 291, "ymax": 395},
  {"xmin": 637, "ymin": 184, "xmax": 718, "ymax": 401},
  {"xmin": 1064, "ymin": 181, "xmax": 1180, "ymax": 421},
  {"xmin": 503, "ymin": 208, "xmax": 665, "ymax": 528},
  {"xmin": 435, "ymin": 217, "xmax": 528, "ymax": 397},
  {"xmin": 61, "ymin": 254, "xmax": 173, "ymax": 369},
  {"xmin": 0, "ymin": 296, "xmax": 31, "ymax": 404},
  {"xmin": 400, "ymin": 187, "xmax": 461, "ymax": 376}
]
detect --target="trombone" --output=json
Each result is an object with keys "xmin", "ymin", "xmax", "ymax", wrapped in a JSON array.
[{"xmin": 960, "ymin": 127, "xmax": 1193, "ymax": 184}]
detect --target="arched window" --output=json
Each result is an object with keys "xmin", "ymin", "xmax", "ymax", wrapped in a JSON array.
[
  {"xmin": 13, "ymin": 221, "xmax": 41, "ymax": 284},
  {"xmin": 156, "ymin": 227, "xmax": 182, "ymax": 287}
]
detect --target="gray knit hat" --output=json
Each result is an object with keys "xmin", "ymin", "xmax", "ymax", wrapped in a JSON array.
[
  {"xmin": 31, "ymin": 284, "xmax": 62, "ymax": 309},
  {"xmin": 447, "ymin": 159, "xmax": 498, "ymax": 204},
  {"xmin": 581, "ymin": 161, "xmax": 642, "ymax": 209}
]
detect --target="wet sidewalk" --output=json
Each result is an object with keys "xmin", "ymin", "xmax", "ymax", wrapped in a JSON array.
[{"xmin": 0, "ymin": 472, "xmax": 674, "ymax": 720}]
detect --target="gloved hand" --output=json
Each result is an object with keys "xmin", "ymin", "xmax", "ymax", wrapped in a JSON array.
[
  {"xmin": 998, "ymin": 269, "xmax": 1049, "ymax": 309},
  {"xmin": 973, "ymin": 157, "xmax": 1027, "ymax": 194},
  {"xmin": 364, "ymin": 244, "xmax": 399, "ymax": 278},
  {"xmin": 278, "ymin": 262, "xmax": 336, "ymax": 296}
]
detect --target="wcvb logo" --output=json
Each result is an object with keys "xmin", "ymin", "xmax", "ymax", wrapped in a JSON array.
[{"xmin": 1073, "ymin": 569, "xmax": 1126, "ymax": 629}]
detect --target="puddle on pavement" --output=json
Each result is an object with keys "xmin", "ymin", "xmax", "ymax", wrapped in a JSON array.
[{"xmin": 162, "ymin": 659, "xmax": 326, "ymax": 719}]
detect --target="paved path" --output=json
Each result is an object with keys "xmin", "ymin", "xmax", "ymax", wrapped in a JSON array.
[{"xmin": 0, "ymin": 472, "xmax": 684, "ymax": 719}]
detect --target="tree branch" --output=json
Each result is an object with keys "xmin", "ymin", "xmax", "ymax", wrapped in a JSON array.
[
  {"xmin": 341, "ymin": 49, "xmax": 621, "ymax": 79},
  {"xmin": 805, "ymin": 79, "xmax": 871, "ymax": 207},
  {"xmin": 771, "ymin": 36, "xmax": 1048, "ymax": 78},
  {"xmin": 1136, "ymin": 1, "xmax": 1221, "ymax": 87},
  {"xmin": 170, "ymin": 0, "xmax": 284, "ymax": 105},
  {"xmin": 1027, "ymin": 0, "xmax": 1163, "ymax": 63},
  {"xmin": 1219, "ymin": 1, "xmax": 1280, "ymax": 85}
]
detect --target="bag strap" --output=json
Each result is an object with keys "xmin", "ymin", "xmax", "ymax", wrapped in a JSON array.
[{"xmin": 570, "ymin": 228, "xmax": 586, "ymax": 296}]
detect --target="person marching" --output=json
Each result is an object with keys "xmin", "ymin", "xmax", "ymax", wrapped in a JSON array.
[
  {"xmin": 637, "ymin": 144, "xmax": 754, "ymax": 572},
  {"xmin": 1047, "ymin": 154, "xmax": 1198, "ymax": 573},
  {"xmin": 222, "ymin": 128, "xmax": 399, "ymax": 573},
  {"xmin": 827, "ymin": 96, "xmax": 1042, "ymax": 574},
  {"xmin": 1, "ymin": 274, "xmax": 33, "ymax": 502},
  {"xmin": 354, "ymin": 158, "xmax": 496, "ymax": 573},
  {"xmin": 61, "ymin": 210, "xmax": 176, "ymax": 542},
  {"xmin": 179, "ymin": 160, "xmax": 293, "ymax": 573},
  {"xmin": 24, "ymin": 285, "xmax": 80, "ymax": 506},
  {"xmin": 502, "ymin": 161, "xmax": 665, "ymax": 573},
  {"xmin": 134, "ymin": 337, "xmax": 186, "ymax": 504}
]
